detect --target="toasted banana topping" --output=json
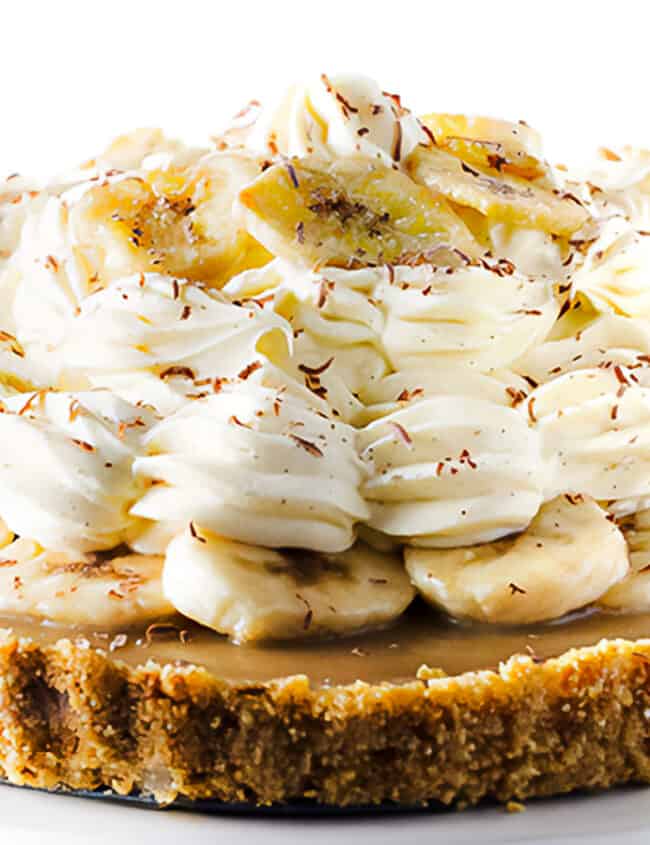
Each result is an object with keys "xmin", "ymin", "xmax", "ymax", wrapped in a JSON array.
[{"xmin": 237, "ymin": 156, "xmax": 478, "ymax": 268}]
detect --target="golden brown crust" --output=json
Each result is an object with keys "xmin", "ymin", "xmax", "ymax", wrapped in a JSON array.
[{"xmin": 1, "ymin": 631, "xmax": 650, "ymax": 807}]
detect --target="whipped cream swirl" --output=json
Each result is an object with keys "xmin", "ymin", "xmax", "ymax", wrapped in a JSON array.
[
  {"xmin": 0, "ymin": 390, "xmax": 152, "ymax": 555},
  {"xmin": 132, "ymin": 381, "xmax": 369, "ymax": 552},
  {"xmin": 247, "ymin": 73, "xmax": 429, "ymax": 166},
  {"xmin": 62, "ymin": 272, "xmax": 292, "ymax": 414}
]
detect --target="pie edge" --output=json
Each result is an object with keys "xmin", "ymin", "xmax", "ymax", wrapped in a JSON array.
[{"xmin": 1, "ymin": 630, "xmax": 650, "ymax": 807}]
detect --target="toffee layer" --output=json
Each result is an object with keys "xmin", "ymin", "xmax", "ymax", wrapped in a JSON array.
[{"xmin": 4, "ymin": 603, "xmax": 650, "ymax": 684}]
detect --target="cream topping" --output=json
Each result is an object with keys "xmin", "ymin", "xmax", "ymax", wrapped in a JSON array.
[
  {"xmin": 4, "ymin": 72, "xmax": 650, "ymax": 630},
  {"xmin": 247, "ymin": 73, "xmax": 428, "ymax": 166},
  {"xmin": 62, "ymin": 271, "xmax": 292, "ymax": 414},
  {"xmin": 0, "ymin": 391, "xmax": 153, "ymax": 555},
  {"xmin": 132, "ymin": 381, "xmax": 369, "ymax": 553}
]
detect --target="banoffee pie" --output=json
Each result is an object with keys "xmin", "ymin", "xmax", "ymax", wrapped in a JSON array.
[{"xmin": 1, "ymin": 73, "xmax": 650, "ymax": 809}]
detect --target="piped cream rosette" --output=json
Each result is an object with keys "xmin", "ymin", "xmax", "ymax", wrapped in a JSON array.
[
  {"xmin": 0, "ymin": 390, "xmax": 154, "ymax": 555},
  {"xmin": 246, "ymin": 72, "xmax": 428, "ymax": 167},
  {"xmin": 358, "ymin": 388, "xmax": 545, "ymax": 548},
  {"xmin": 373, "ymin": 262, "xmax": 559, "ymax": 371},
  {"xmin": 132, "ymin": 377, "xmax": 369, "ymax": 554},
  {"xmin": 569, "ymin": 216, "xmax": 650, "ymax": 318},
  {"xmin": 62, "ymin": 271, "xmax": 292, "ymax": 414},
  {"xmin": 225, "ymin": 260, "xmax": 389, "ymax": 422}
]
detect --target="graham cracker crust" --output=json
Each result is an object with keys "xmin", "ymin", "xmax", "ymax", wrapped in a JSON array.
[{"xmin": 0, "ymin": 630, "xmax": 649, "ymax": 807}]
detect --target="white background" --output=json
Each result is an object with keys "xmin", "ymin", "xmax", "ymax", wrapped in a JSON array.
[
  {"xmin": 2, "ymin": 0, "xmax": 649, "ymax": 177},
  {"xmin": 2, "ymin": 1, "xmax": 650, "ymax": 841}
]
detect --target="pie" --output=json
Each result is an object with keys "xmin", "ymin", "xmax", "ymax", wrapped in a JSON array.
[{"xmin": 1, "ymin": 73, "xmax": 650, "ymax": 809}]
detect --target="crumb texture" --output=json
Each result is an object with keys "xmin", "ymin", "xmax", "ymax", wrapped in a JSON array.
[{"xmin": 1, "ymin": 633, "xmax": 650, "ymax": 807}]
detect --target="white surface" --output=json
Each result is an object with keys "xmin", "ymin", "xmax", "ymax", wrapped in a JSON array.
[
  {"xmin": 2, "ymin": 784, "xmax": 650, "ymax": 845},
  {"xmin": 1, "ymin": 0, "xmax": 650, "ymax": 176},
  {"xmin": 3, "ymin": 0, "xmax": 650, "ymax": 841}
]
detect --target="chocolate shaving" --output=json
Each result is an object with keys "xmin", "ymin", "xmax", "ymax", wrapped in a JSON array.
[
  {"xmin": 461, "ymin": 161, "xmax": 481, "ymax": 178},
  {"xmin": 298, "ymin": 357, "xmax": 335, "ymax": 376},
  {"xmin": 296, "ymin": 593, "xmax": 313, "ymax": 630},
  {"xmin": 71, "ymin": 438, "xmax": 95, "ymax": 453},
  {"xmin": 389, "ymin": 421, "xmax": 413, "ymax": 448},
  {"xmin": 238, "ymin": 360, "xmax": 262, "ymax": 380},
  {"xmin": 159, "ymin": 365, "xmax": 195, "ymax": 381},
  {"xmin": 509, "ymin": 582, "xmax": 526, "ymax": 596},
  {"xmin": 296, "ymin": 221, "xmax": 305, "ymax": 244},
  {"xmin": 286, "ymin": 162, "xmax": 300, "ymax": 188},
  {"xmin": 396, "ymin": 387, "xmax": 424, "ymax": 402},
  {"xmin": 316, "ymin": 279, "xmax": 334, "ymax": 308},
  {"xmin": 289, "ymin": 433, "xmax": 324, "ymax": 457},
  {"xmin": 189, "ymin": 521, "xmax": 207, "ymax": 543},
  {"xmin": 564, "ymin": 493, "xmax": 584, "ymax": 505}
]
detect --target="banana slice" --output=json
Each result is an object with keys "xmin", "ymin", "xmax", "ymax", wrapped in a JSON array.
[
  {"xmin": 407, "ymin": 145, "xmax": 589, "ymax": 237},
  {"xmin": 183, "ymin": 151, "xmax": 272, "ymax": 283},
  {"xmin": 61, "ymin": 272, "xmax": 292, "ymax": 415},
  {"xmin": 359, "ymin": 395, "xmax": 544, "ymax": 547},
  {"xmin": 374, "ymin": 262, "xmax": 558, "ymax": 371},
  {"xmin": 524, "ymin": 369, "xmax": 650, "ymax": 501},
  {"xmin": 420, "ymin": 113, "xmax": 550, "ymax": 183},
  {"xmin": 0, "ymin": 538, "xmax": 172, "ymax": 625},
  {"xmin": 0, "ymin": 390, "xmax": 153, "ymax": 555},
  {"xmin": 405, "ymin": 495, "xmax": 628, "ymax": 624},
  {"xmin": 237, "ymin": 156, "xmax": 478, "ymax": 268},
  {"xmin": 69, "ymin": 151, "xmax": 270, "ymax": 288},
  {"xmin": 600, "ymin": 508, "xmax": 650, "ymax": 612},
  {"xmin": 163, "ymin": 528, "xmax": 414, "ymax": 643}
]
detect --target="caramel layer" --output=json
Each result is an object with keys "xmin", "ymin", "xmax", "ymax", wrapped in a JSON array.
[{"xmin": 3, "ymin": 603, "xmax": 650, "ymax": 686}]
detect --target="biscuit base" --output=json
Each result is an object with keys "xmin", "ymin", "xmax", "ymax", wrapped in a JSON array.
[{"xmin": 1, "ymin": 630, "xmax": 650, "ymax": 807}]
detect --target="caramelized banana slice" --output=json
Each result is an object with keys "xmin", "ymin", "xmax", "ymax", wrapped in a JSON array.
[
  {"xmin": 407, "ymin": 145, "xmax": 589, "ymax": 237},
  {"xmin": 420, "ymin": 113, "xmax": 550, "ymax": 183},
  {"xmin": 237, "ymin": 156, "xmax": 477, "ymax": 267},
  {"xmin": 72, "ymin": 152, "xmax": 270, "ymax": 287}
]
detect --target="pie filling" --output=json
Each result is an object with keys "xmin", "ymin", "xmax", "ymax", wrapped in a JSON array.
[
  {"xmin": 1, "ymin": 73, "xmax": 650, "ymax": 656},
  {"xmin": 3, "ymin": 605, "xmax": 650, "ymax": 685}
]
